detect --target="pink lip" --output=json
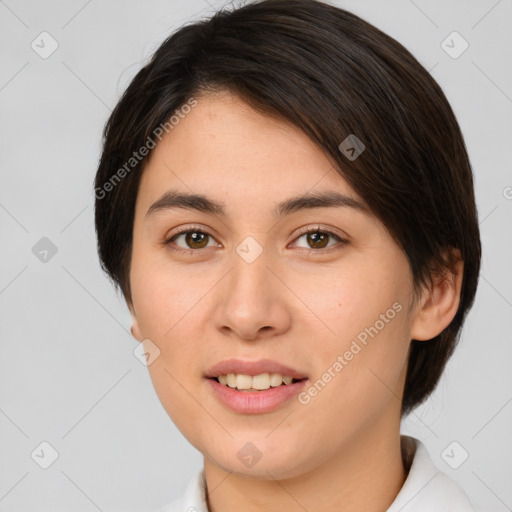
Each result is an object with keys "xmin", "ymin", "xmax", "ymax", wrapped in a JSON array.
[
  {"xmin": 206, "ymin": 378, "xmax": 308, "ymax": 414},
  {"xmin": 205, "ymin": 358, "xmax": 307, "ymax": 379}
]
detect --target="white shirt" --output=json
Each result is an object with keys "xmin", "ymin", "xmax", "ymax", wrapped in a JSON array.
[{"xmin": 156, "ymin": 436, "xmax": 475, "ymax": 512}]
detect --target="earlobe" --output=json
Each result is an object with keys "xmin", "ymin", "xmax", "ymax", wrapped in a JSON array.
[
  {"xmin": 130, "ymin": 321, "xmax": 143, "ymax": 342},
  {"xmin": 128, "ymin": 303, "xmax": 143, "ymax": 342},
  {"xmin": 410, "ymin": 248, "xmax": 464, "ymax": 341}
]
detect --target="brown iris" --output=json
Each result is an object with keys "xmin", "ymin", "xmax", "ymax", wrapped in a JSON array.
[
  {"xmin": 307, "ymin": 231, "xmax": 329, "ymax": 249},
  {"xmin": 185, "ymin": 231, "xmax": 210, "ymax": 249}
]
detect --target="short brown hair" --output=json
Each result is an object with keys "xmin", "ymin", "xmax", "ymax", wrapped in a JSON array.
[{"xmin": 94, "ymin": 0, "xmax": 481, "ymax": 415}]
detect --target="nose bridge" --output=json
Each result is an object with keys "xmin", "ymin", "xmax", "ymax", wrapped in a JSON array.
[
  {"xmin": 230, "ymin": 233, "xmax": 273, "ymax": 293},
  {"xmin": 229, "ymin": 241, "xmax": 275, "ymax": 312},
  {"xmin": 212, "ymin": 237, "xmax": 291, "ymax": 339}
]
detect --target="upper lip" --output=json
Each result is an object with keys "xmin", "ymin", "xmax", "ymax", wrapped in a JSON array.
[{"xmin": 205, "ymin": 359, "xmax": 308, "ymax": 379}]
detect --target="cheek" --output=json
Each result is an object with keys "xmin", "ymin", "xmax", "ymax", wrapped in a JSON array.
[
  {"xmin": 130, "ymin": 249, "xmax": 206, "ymax": 339},
  {"xmin": 299, "ymin": 260, "xmax": 411, "ymax": 406},
  {"xmin": 295, "ymin": 317, "xmax": 410, "ymax": 446},
  {"xmin": 130, "ymin": 262, "xmax": 206, "ymax": 434},
  {"xmin": 130, "ymin": 255, "xmax": 203, "ymax": 400},
  {"xmin": 303, "ymin": 259, "xmax": 407, "ymax": 342}
]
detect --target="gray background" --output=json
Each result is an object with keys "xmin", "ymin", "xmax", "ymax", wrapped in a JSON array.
[{"xmin": 1, "ymin": 0, "xmax": 511, "ymax": 510}]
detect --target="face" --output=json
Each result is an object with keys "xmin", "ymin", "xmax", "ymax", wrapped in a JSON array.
[{"xmin": 129, "ymin": 91, "xmax": 418, "ymax": 479}]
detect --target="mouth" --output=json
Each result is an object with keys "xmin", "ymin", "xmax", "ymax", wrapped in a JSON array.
[
  {"xmin": 205, "ymin": 358, "xmax": 308, "ymax": 386},
  {"xmin": 210, "ymin": 373, "xmax": 307, "ymax": 392},
  {"xmin": 204, "ymin": 359, "xmax": 309, "ymax": 413}
]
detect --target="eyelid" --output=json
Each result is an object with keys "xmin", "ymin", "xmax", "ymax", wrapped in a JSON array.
[
  {"xmin": 165, "ymin": 223, "xmax": 217, "ymax": 241},
  {"xmin": 292, "ymin": 224, "xmax": 349, "ymax": 241}
]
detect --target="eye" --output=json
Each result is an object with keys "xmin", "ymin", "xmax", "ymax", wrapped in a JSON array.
[
  {"xmin": 163, "ymin": 224, "xmax": 349, "ymax": 256},
  {"xmin": 164, "ymin": 226, "xmax": 219, "ymax": 254},
  {"xmin": 291, "ymin": 226, "xmax": 348, "ymax": 253}
]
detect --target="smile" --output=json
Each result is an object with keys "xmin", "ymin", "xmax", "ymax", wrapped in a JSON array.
[{"xmin": 215, "ymin": 373, "xmax": 304, "ymax": 391}]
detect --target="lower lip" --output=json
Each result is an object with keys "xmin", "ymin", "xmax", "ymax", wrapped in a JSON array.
[{"xmin": 206, "ymin": 378, "xmax": 308, "ymax": 414}]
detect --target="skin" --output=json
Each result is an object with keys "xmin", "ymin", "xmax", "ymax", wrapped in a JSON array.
[{"xmin": 129, "ymin": 91, "xmax": 463, "ymax": 512}]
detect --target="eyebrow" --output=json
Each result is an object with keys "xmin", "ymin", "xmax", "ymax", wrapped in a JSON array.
[{"xmin": 145, "ymin": 189, "xmax": 369, "ymax": 219}]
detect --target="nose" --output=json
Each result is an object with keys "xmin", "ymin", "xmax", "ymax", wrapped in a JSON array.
[{"xmin": 212, "ymin": 247, "xmax": 292, "ymax": 341}]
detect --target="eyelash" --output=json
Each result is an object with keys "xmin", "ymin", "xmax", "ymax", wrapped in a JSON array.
[{"xmin": 163, "ymin": 224, "xmax": 349, "ymax": 256}]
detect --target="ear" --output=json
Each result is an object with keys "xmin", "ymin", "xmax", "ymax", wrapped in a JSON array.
[
  {"xmin": 127, "ymin": 302, "xmax": 143, "ymax": 343},
  {"xmin": 410, "ymin": 248, "xmax": 464, "ymax": 341}
]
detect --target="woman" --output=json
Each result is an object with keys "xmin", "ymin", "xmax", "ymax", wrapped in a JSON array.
[{"xmin": 94, "ymin": 1, "xmax": 481, "ymax": 510}]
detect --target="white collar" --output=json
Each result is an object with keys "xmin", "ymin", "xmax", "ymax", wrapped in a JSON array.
[{"xmin": 156, "ymin": 436, "xmax": 475, "ymax": 512}]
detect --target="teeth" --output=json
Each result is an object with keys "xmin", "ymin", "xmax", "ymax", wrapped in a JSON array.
[
  {"xmin": 269, "ymin": 373, "xmax": 283, "ymax": 387},
  {"xmin": 236, "ymin": 374, "xmax": 252, "ymax": 390},
  {"xmin": 226, "ymin": 373, "xmax": 236, "ymax": 387},
  {"xmin": 217, "ymin": 373, "xmax": 298, "ymax": 391}
]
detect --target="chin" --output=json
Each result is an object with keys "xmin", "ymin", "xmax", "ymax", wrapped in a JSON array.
[{"xmin": 203, "ymin": 437, "xmax": 314, "ymax": 480}]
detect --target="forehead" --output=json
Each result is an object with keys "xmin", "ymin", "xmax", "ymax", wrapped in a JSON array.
[{"xmin": 137, "ymin": 92, "xmax": 364, "ymax": 214}]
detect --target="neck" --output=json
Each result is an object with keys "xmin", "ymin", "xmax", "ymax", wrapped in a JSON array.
[{"xmin": 203, "ymin": 414, "xmax": 406, "ymax": 512}]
